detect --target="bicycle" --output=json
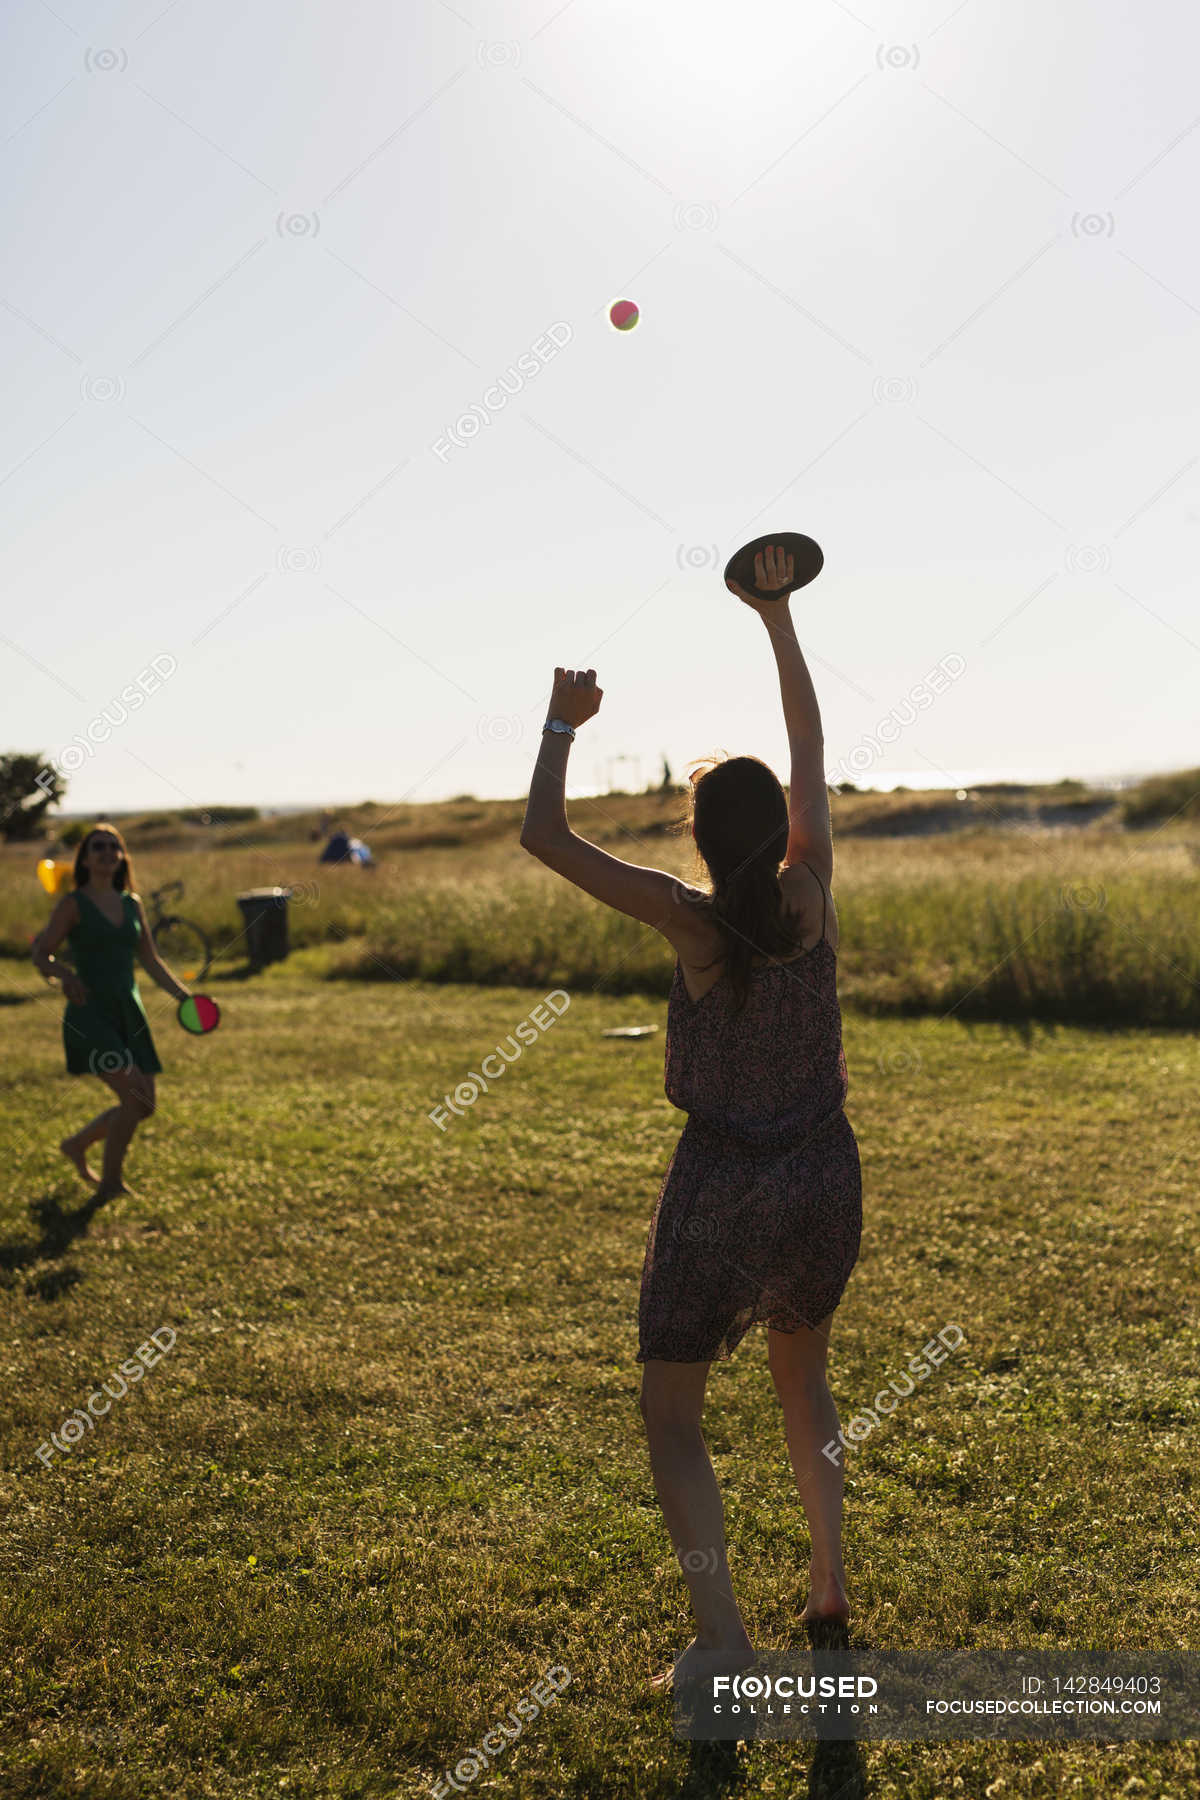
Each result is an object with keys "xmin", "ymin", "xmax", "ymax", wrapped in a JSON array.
[{"xmin": 146, "ymin": 880, "xmax": 213, "ymax": 983}]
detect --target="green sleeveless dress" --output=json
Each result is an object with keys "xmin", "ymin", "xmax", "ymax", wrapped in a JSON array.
[{"xmin": 62, "ymin": 889, "xmax": 163, "ymax": 1077}]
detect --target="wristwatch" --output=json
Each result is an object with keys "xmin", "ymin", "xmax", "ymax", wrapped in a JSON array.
[{"xmin": 543, "ymin": 717, "xmax": 575, "ymax": 739}]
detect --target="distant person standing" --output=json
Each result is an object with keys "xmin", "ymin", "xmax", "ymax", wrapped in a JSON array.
[
  {"xmin": 520, "ymin": 544, "xmax": 862, "ymax": 1692},
  {"xmin": 32, "ymin": 824, "xmax": 194, "ymax": 1203}
]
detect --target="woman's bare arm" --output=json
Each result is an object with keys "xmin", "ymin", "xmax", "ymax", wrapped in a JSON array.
[
  {"xmin": 759, "ymin": 600, "xmax": 833, "ymax": 876},
  {"xmin": 726, "ymin": 546, "xmax": 833, "ymax": 879},
  {"xmin": 759, "ymin": 597, "xmax": 822, "ymax": 745},
  {"xmin": 32, "ymin": 894, "xmax": 87, "ymax": 1002},
  {"xmin": 133, "ymin": 896, "xmax": 191, "ymax": 1002}
]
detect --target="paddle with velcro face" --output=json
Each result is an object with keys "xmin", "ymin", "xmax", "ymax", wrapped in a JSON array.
[
  {"xmin": 723, "ymin": 532, "xmax": 824, "ymax": 604},
  {"xmin": 177, "ymin": 994, "xmax": 221, "ymax": 1036}
]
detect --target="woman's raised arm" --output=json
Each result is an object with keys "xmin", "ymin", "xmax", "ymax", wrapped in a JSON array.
[
  {"xmin": 761, "ymin": 601, "xmax": 832, "ymax": 876},
  {"xmin": 726, "ymin": 547, "xmax": 833, "ymax": 878}
]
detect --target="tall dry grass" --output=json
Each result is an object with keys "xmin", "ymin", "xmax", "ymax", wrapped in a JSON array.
[{"xmin": 5, "ymin": 823, "xmax": 1198, "ymax": 1026}]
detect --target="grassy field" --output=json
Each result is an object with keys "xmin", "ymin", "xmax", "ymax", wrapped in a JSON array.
[{"xmin": 1, "ymin": 965, "xmax": 1198, "ymax": 1798}]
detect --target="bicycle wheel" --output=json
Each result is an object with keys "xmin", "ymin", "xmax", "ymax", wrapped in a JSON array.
[{"xmin": 154, "ymin": 914, "xmax": 212, "ymax": 983}]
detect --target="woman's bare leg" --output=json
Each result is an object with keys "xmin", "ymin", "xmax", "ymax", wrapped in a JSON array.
[
  {"xmin": 61, "ymin": 1104, "xmax": 121, "ymax": 1185},
  {"xmin": 639, "ymin": 1358, "xmax": 755, "ymax": 1685},
  {"xmin": 94, "ymin": 1071, "xmax": 156, "ymax": 1199},
  {"xmin": 768, "ymin": 1314, "xmax": 850, "ymax": 1621}
]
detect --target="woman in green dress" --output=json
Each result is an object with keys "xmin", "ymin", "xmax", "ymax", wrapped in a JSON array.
[{"xmin": 32, "ymin": 824, "xmax": 193, "ymax": 1203}]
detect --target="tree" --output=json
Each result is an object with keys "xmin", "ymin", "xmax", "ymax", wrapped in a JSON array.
[{"xmin": 0, "ymin": 753, "xmax": 65, "ymax": 842}]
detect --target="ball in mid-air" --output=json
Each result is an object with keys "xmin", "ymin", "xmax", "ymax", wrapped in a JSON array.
[{"xmin": 609, "ymin": 299, "xmax": 639, "ymax": 331}]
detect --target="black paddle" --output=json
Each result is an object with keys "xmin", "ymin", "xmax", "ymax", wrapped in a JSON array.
[{"xmin": 723, "ymin": 531, "xmax": 824, "ymax": 603}]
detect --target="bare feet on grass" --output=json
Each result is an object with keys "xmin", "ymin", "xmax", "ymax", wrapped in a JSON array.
[
  {"xmin": 801, "ymin": 1565, "xmax": 850, "ymax": 1625},
  {"xmin": 93, "ymin": 1180, "xmax": 135, "ymax": 1204},
  {"xmin": 60, "ymin": 1136, "xmax": 99, "ymax": 1187},
  {"xmin": 649, "ymin": 1630, "xmax": 756, "ymax": 1693}
]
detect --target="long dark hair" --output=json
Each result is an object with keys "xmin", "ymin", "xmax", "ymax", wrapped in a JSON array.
[
  {"xmin": 677, "ymin": 752, "xmax": 806, "ymax": 1014},
  {"xmin": 73, "ymin": 823, "xmax": 138, "ymax": 895}
]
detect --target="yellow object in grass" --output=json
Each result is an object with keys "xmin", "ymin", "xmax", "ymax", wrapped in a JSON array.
[{"xmin": 37, "ymin": 859, "xmax": 72, "ymax": 895}]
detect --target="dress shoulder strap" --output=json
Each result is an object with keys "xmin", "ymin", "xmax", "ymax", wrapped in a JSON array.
[{"xmin": 799, "ymin": 860, "xmax": 828, "ymax": 943}]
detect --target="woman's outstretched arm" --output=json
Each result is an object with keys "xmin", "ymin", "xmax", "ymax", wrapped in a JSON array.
[
  {"xmin": 761, "ymin": 601, "xmax": 833, "ymax": 875},
  {"xmin": 727, "ymin": 546, "xmax": 832, "ymax": 877},
  {"xmin": 132, "ymin": 896, "xmax": 192, "ymax": 1003},
  {"xmin": 519, "ymin": 667, "xmax": 711, "ymax": 949}
]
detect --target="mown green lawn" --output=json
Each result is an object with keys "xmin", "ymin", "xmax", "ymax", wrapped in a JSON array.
[{"xmin": 1, "ymin": 967, "xmax": 1198, "ymax": 1798}]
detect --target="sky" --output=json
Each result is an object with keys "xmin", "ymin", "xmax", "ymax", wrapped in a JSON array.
[{"xmin": 3, "ymin": 0, "xmax": 1199, "ymax": 814}]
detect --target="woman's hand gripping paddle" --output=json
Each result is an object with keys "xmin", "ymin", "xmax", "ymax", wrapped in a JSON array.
[{"xmin": 723, "ymin": 532, "xmax": 823, "ymax": 606}]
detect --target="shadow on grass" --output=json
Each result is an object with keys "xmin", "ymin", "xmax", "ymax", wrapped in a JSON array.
[
  {"xmin": 0, "ymin": 1188, "xmax": 111, "ymax": 1298},
  {"xmin": 674, "ymin": 1723, "xmax": 865, "ymax": 1800},
  {"xmin": 671, "ymin": 1620, "xmax": 867, "ymax": 1800}
]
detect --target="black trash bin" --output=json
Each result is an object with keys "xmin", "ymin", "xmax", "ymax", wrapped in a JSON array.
[{"xmin": 236, "ymin": 887, "xmax": 290, "ymax": 970}]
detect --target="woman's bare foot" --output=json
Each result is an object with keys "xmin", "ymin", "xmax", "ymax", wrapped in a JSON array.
[
  {"xmin": 801, "ymin": 1566, "xmax": 850, "ymax": 1624},
  {"xmin": 60, "ymin": 1135, "xmax": 99, "ymax": 1187},
  {"xmin": 92, "ymin": 1180, "xmax": 134, "ymax": 1204},
  {"xmin": 649, "ymin": 1631, "xmax": 756, "ymax": 1693}
]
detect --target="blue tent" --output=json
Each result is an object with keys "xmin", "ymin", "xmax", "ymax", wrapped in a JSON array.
[{"xmin": 319, "ymin": 830, "xmax": 351, "ymax": 864}]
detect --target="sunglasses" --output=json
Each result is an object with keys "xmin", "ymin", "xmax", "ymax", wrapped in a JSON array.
[{"xmin": 88, "ymin": 839, "xmax": 122, "ymax": 853}]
